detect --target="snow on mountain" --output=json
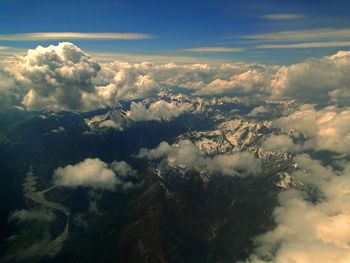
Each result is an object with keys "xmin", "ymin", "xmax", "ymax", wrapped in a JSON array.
[{"xmin": 85, "ymin": 108, "xmax": 131, "ymax": 132}]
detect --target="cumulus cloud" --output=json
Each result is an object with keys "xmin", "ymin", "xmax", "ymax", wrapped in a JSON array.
[
  {"xmin": 193, "ymin": 69, "xmax": 271, "ymax": 96},
  {"xmin": 9, "ymin": 209, "xmax": 56, "ymax": 224},
  {"xmin": 53, "ymin": 158, "xmax": 140, "ymax": 191},
  {"xmin": 111, "ymin": 161, "xmax": 137, "ymax": 177},
  {"xmin": 95, "ymin": 61, "xmax": 276, "ymax": 100},
  {"xmin": 138, "ymin": 139, "xmax": 261, "ymax": 177},
  {"xmin": 95, "ymin": 62, "xmax": 161, "ymax": 102},
  {"xmin": 54, "ymin": 158, "xmax": 118, "ymax": 190},
  {"xmin": 126, "ymin": 100, "xmax": 193, "ymax": 121},
  {"xmin": 6, "ymin": 42, "xmax": 101, "ymax": 111},
  {"xmin": 246, "ymin": 154, "xmax": 350, "ymax": 263},
  {"xmin": 270, "ymin": 51, "xmax": 350, "ymax": 106},
  {"xmin": 274, "ymin": 105, "xmax": 350, "ymax": 154},
  {"xmin": 261, "ymin": 135, "xmax": 301, "ymax": 153}
]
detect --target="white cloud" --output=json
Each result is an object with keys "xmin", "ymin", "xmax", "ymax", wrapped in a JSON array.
[
  {"xmin": 2, "ymin": 43, "xmax": 350, "ymax": 111},
  {"xmin": 127, "ymin": 100, "xmax": 193, "ymax": 122},
  {"xmin": 245, "ymin": 28, "xmax": 350, "ymax": 40},
  {"xmin": 270, "ymin": 51, "xmax": 350, "ymax": 106},
  {"xmin": 95, "ymin": 62, "xmax": 161, "ymax": 102},
  {"xmin": 193, "ymin": 69, "xmax": 271, "ymax": 96},
  {"xmin": 246, "ymin": 154, "xmax": 350, "ymax": 263},
  {"xmin": 90, "ymin": 51, "xmax": 232, "ymax": 64},
  {"xmin": 0, "ymin": 32, "xmax": 152, "ymax": 41},
  {"xmin": 54, "ymin": 158, "xmax": 118, "ymax": 191},
  {"xmin": 274, "ymin": 105, "xmax": 350, "ymax": 154},
  {"xmin": 95, "ymin": 61, "xmax": 276, "ymax": 99},
  {"xmin": 111, "ymin": 161, "xmax": 137, "ymax": 177},
  {"xmin": 7, "ymin": 42, "xmax": 102, "ymax": 111},
  {"xmin": 261, "ymin": 135, "xmax": 301, "ymax": 153},
  {"xmin": 257, "ymin": 41, "xmax": 350, "ymax": 49},
  {"xmin": 138, "ymin": 139, "xmax": 261, "ymax": 177},
  {"xmin": 53, "ymin": 158, "xmax": 140, "ymax": 191}
]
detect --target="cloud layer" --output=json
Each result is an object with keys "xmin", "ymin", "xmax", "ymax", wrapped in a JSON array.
[{"xmin": 1, "ymin": 42, "xmax": 350, "ymax": 111}]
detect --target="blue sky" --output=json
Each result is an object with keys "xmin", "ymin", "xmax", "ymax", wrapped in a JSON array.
[{"xmin": 0, "ymin": 0, "xmax": 350, "ymax": 63}]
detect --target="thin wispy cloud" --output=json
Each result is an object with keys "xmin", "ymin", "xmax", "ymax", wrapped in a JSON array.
[
  {"xmin": 261, "ymin": 13, "xmax": 306, "ymax": 20},
  {"xmin": 0, "ymin": 32, "xmax": 153, "ymax": 41},
  {"xmin": 257, "ymin": 41, "xmax": 350, "ymax": 49},
  {"xmin": 0, "ymin": 46, "xmax": 26, "ymax": 60},
  {"xmin": 181, "ymin": 46, "xmax": 244, "ymax": 52},
  {"xmin": 90, "ymin": 51, "xmax": 233, "ymax": 64},
  {"xmin": 244, "ymin": 28, "xmax": 350, "ymax": 40}
]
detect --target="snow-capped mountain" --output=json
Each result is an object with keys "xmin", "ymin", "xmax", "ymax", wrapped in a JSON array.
[{"xmin": 84, "ymin": 108, "xmax": 131, "ymax": 132}]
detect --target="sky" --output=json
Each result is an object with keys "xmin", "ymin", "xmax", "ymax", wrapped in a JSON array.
[{"xmin": 1, "ymin": 0, "xmax": 350, "ymax": 63}]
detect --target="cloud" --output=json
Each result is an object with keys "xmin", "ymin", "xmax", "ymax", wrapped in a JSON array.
[
  {"xmin": 90, "ymin": 51, "xmax": 233, "ymax": 64},
  {"xmin": 0, "ymin": 46, "xmax": 26, "ymax": 60},
  {"xmin": 53, "ymin": 158, "xmax": 140, "ymax": 191},
  {"xmin": 8, "ymin": 209, "xmax": 56, "ymax": 224},
  {"xmin": 247, "ymin": 106, "xmax": 269, "ymax": 117},
  {"xmin": 270, "ymin": 50, "xmax": 350, "ymax": 106},
  {"xmin": 0, "ymin": 43, "xmax": 274, "ymax": 109},
  {"xmin": 126, "ymin": 100, "xmax": 193, "ymax": 122},
  {"xmin": 2, "ymin": 42, "xmax": 350, "ymax": 111},
  {"xmin": 95, "ymin": 61, "xmax": 276, "ymax": 99},
  {"xmin": 160, "ymin": 63, "xmax": 273, "ymax": 95},
  {"xmin": 244, "ymin": 28, "xmax": 350, "ymax": 40},
  {"xmin": 181, "ymin": 47, "xmax": 244, "ymax": 52},
  {"xmin": 0, "ymin": 69, "xmax": 19, "ymax": 110},
  {"xmin": 192, "ymin": 69, "xmax": 271, "ymax": 96},
  {"xmin": 54, "ymin": 158, "xmax": 118, "ymax": 190},
  {"xmin": 257, "ymin": 41, "xmax": 350, "ymax": 49},
  {"xmin": 261, "ymin": 135, "xmax": 301, "ymax": 153},
  {"xmin": 260, "ymin": 13, "xmax": 306, "ymax": 20},
  {"xmin": 246, "ymin": 154, "xmax": 350, "ymax": 263},
  {"xmin": 274, "ymin": 105, "xmax": 350, "ymax": 154},
  {"xmin": 6, "ymin": 42, "xmax": 102, "ymax": 111},
  {"xmin": 138, "ymin": 139, "xmax": 261, "ymax": 177},
  {"xmin": 0, "ymin": 32, "xmax": 152, "ymax": 41},
  {"xmin": 95, "ymin": 62, "xmax": 161, "ymax": 101},
  {"xmin": 111, "ymin": 161, "xmax": 137, "ymax": 177}
]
